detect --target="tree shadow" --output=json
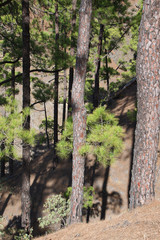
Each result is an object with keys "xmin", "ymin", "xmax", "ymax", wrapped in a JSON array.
[
  {"xmin": 0, "ymin": 193, "xmax": 12, "ymax": 215},
  {"xmin": 100, "ymin": 165, "xmax": 110, "ymax": 220},
  {"xmin": 30, "ymin": 149, "xmax": 72, "ymax": 236}
]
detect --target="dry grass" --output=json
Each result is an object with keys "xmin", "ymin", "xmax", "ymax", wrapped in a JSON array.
[{"xmin": 35, "ymin": 200, "xmax": 160, "ymax": 240}]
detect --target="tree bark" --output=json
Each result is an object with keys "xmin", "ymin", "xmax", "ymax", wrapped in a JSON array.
[
  {"xmin": 70, "ymin": 0, "xmax": 92, "ymax": 224},
  {"xmin": 44, "ymin": 101, "xmax": 50, "ymax": 148},
  {"xmin": 9, "ymin": 66, "xmax": 15, "ymax": 176},
  {"xmin": 129, "ymin": 0, "xmax": 160, "ymax": 209},
  {"xmin": 105, "ymin": 49, "xmax": 109, "ymax": 92},
  {"xmin": 1, "ymin": 143, "xmax": 5, "ymax": 177},
  {"xmin": 54, "ymin": 1, "xmax": 59, "ymax": 152},
  {"xmin": 62, "ymin": 69, "xmax": 67, "ymax": 131},
  {"xmin": 68, "ymin": 0, "xmax": 77, "ymax": 117},
  {"xmin": 93, "ymin": 24, "xmax": 104, "ymax": 108},
  {"xmin": 21, "ymin": 0, "xmax": 31, "ymax": 230}
]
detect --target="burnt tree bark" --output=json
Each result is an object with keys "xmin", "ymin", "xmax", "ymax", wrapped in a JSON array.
[
  {"xmin": 62, "ymin": 69, "xmax": 67, "ymax": 131},
  {"xmin": 93, "ymin": 24, "xmax": 104, "ymax": 108},
  {"xmin": 129, "ymin": 0, "xmax": 160, "ymax": 209},
  {"xmin": 9, "ymin": 66, "xmax": 15, "ymax": 176},
  {"xmin": 70, "ymin": 0, "xmax": 92, "ymax": 224},
  {"xmin": 44, "ymin": 101, "xmax": 50, "ymax": 149},
  {"xmin": 68, "ymin": 0, "xmax": 77, "ymax": 117},
  {"xmin": 54, "ymin": 1, "xmax": 59, "ymax": 152},
  {"xmin": 21, "ymin": 0, "xmax": 31, "ymax": 230}
]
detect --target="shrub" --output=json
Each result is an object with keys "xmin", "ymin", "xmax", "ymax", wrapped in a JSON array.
[{"xmin": 38, "ymin": 194, "xmax": 70, "ymax": 229}]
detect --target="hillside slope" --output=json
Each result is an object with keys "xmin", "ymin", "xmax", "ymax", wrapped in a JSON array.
[{"xmin": 36, "ymin": 200, "xmax": 160, "ymax": 240}]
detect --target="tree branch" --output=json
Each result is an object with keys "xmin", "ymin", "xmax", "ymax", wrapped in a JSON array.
[
  {"xmin": 0, "ymin": 57, "xmax": 21, "ymax": 65},
  {"xmin": 0, "ymin": 68, "xmax": 64, "ymax": 86},
  {"xmin": 0, "ymin": 0, "xmax": 12, "ymax": 8}
]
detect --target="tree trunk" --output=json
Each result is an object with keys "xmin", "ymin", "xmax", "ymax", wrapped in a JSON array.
[
  {"xmin": 54, "ymin": 1, "xmax": 59, "ymax": 152},
  {"xmin": 1, "ymin": 143, "xmax": 5, "ymax": 177},
  {"xmin": 129, "ymin": 0, "xmax": 160, "ymax": 209},
  {"xmin": 70, "ymin": 0, "xmax": 92, "ymax": 224},
  {"xmin": 21, "ymin": 0, "xmax": 31, "ymax": 230},
  {"xmin": 105, "ymin": 49, "xmax": 109, "ymax": 92},
  {"xmin": 62, "ymin": 69, "xmax": 67, "ymax": 131},
  {"xmin": 68, "ymin": 0, "xmax": 77, "ymax": 117},
  {"xmin": 44, "ymin": 101, "xmax": 50, "ymax": 148},
  {"xmin": 93, "ymin": 24, "xmax": 104, "ymax": 108},
  {"xmin": 9, "ymin": 66, "xmax": 15, "ymax": 176}
]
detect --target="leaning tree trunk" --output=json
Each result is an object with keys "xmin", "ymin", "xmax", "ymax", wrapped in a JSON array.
[
  {"xmin": 68, "ymin": 0, "xmax": 77, "ymax": 117},
  {"xmin": 21, "ymin": 0, "xmax": 31, "ymax": 230},
  {"xmin": 129, "ymin": 0, "xmax": 160, "ymax": 209},
  {"xmin": 70, "ymin": 0, "xmax": 92, "ymax": 224},
  {"xmin": 93, "ymin": 24, "xmax": 104, "ymax": 108}
]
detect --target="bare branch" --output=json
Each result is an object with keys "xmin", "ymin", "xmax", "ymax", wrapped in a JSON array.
[
  {"xmin": 0, "ymin": 57, "xmax": 21, "ymax": 65},
  {"xmin": 0, "ymin": 68, "xmax": 64, "ymax": 86}
]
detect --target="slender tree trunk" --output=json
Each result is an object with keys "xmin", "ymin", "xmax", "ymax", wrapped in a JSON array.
[
  {"xmin": 68, "ymin": 0, "xmax": 77, "ymax": 117},
  {"xmin": 105, "ymin": 49, "xmax": 109, "ymax": 92},
  {"xmin": 21, "ymin": 0, "xmax": 31, "ymax": 230},
  {"xmin": 9, "ymin": 66, "xmax": 15, "ymax": 176},
  {"xmin": 62, "ymin": 69, "xmax": 67, "ymax": 131},
  {"xmin": 54, "ymin": 1, "xmax": 59, "ymax": 152},
  {"xmin": 1, "ymin": 143, "xmax": 5, "ymax": 177},
  {"xmin": 70, "ymin": 0, "xmax": 92, "ymax": 224},
  {"xmin": 93, "ymin": 24, "xmax": 104, "ymax": 108},
  {"xmin": 129, "ymin": 0, "xmax": 160, "ymax": 209},
  {"xmin": 44, "ymin": 101, "xmax": 50, "ymax": 148}
]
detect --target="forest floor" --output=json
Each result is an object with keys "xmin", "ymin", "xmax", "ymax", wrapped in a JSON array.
[{"xmin": 1, "ymin": 81, "xmax": 160, "ymax": 239}]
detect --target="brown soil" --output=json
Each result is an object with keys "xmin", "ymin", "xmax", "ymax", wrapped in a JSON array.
[
  {"xmin": 1, "ymin": 81, "xmax": 160, "ymax": 240},
  {"xmin": 36, "ymin": 200, "xmax": 160, "ymax": 240}
]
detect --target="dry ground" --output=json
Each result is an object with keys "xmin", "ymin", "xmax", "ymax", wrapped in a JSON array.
[
  {"xmin": 35, "ymin": 200, "xmax": 160, "ymax": 240},
  {"xmin": 1, "ymin": 81, "xmax": 160, "ymax": 240}
]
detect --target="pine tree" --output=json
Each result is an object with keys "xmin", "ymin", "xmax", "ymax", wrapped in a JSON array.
[
  {"xmin": 21, "ymin": 0, "xmax": 31, "ymax": 230},
  {"xmin": 70, "ymin": 0, "xmax": 92, "ymax": 224},
  {"xmin": 68, "ymin": 0, "xmax": 77, "ymax": 117},
  {"xmin": 129, "ymin": 0, "xmax": 160, "ymax": 209}
]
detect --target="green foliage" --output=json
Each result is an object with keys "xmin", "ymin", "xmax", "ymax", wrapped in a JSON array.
[
  {"xmin": 0, "ymin": 98, "xmax": 36, "ymax": 159},
  {"xmin": 119, "ymin": 1, "xmax": 142, "ymax": 81},
  {"xmin": 32, "ymin": 79, "xmax": 54, "ymax": 103},
  {"xmin": 127, "ymin": 108, "xmax": 137, "ymax": 123},
  {"xmin": 56, "ymin": 107, "xmax": 124, "ymax": 166},
  {"xmin": 109, "ymin": 80, "xmax": 123, "ymax": 93},
  {"xmin": 14, "ymin": 228, "xmax": 33, "ymax": 240},
  {"xmin": 39, "ymin": 116, "xmax": 54, "ymax": 143},
  {"xmin": 64, "ymin": 186, "xmax": 95, "ymax": 209},
  {"xmin": 0, "ymin": 216, "xmax": 4, "ymax": 238},
  {"xmin": 38, "ymin": 194, "xmax": 70, "ymax": 229},
  {"xmin": 83, "ymin": 186, "xmax": 95, "ymax": 209},
  {"xmin": 56, "ymin": 118, "xmax": 73, "ymax": 159}
]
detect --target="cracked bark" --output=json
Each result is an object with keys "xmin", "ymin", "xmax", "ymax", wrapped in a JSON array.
[
  {"xmin": 70, "ymin": 0, "xmax": 92, "ymax": 224},
  {"xmin": 21, "ymin": 0, "xmax": 31, "ymax": 230},
  {"xmin": 129, "ymin": 0, "xmax": 160, "ymax": 209}
]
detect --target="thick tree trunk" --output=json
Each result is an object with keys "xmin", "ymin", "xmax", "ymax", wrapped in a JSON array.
[
  {"xmin": 129, "ymin": 0, "xmax": 160, "ymax": 209},
  {"xmin": 54, "ymin": 1, "xmax": 59, "ymax": 151},
  {"xmin": 21, "ymin": 0, "xmax": 31, "ymax": 230},
  {"xmin": 68, "ymin": 0, "xmax": 77, "ymax": 117},
  {"xmin": 44, "ymin": 101, "xmax": 50, "ymax": 148},
  {"xmin": 70, "ymin": 0, "xmax": 92, "ymax": 224},
  {"xmin": 93, "ymin": 24, "xmax": 104, "ymax": 108}
]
